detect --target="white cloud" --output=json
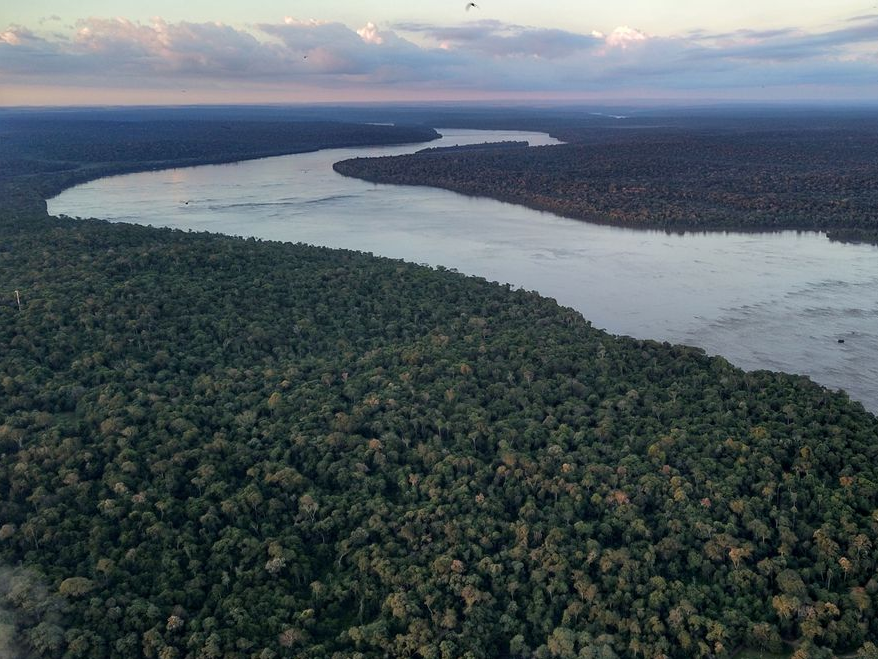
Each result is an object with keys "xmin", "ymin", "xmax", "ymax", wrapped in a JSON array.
[
  {"xmin": 604, "ymin": 26, "xmax": 648, "ymax": 49},
  {"xmin": 357, "ymin": 22, "xmax": 384, "ymax": 45}
]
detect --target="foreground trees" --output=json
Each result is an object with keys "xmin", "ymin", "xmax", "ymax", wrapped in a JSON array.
[{"xmin": 1, "ymin": 209, "xmax": 877, "ymax": 659}]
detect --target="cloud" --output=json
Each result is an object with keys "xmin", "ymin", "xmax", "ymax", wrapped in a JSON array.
[
  {"xmin": 0, "ymin": 18, "xmax": 294, "ymax": 81},
  {"xmin": 1, "ymin": 13, "xmax": 877, "ymax": 101},
  {"xmin": 394, "ymin": 20, "xmax": 602, "ymax": 58},
  {"xmin": 689, "ymin": 17, "xmax": 878, "ymax": 62},
  {"xmin": 255, "ymin": 17, "xmax": 454, "ymax": 81},
  {"xmin": 604, "ymin": 26, "xmax": 649, "ymax": 49},
  {"xmin": 356, "ymin": 22, "xmax": 384, "ymax": 45}
]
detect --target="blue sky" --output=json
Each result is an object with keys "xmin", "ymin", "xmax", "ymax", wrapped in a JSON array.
[{"xmin": 2, "ymin": 1, "xmax": 877, "ymax": 105}]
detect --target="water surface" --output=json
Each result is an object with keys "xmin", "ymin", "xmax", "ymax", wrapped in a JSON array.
[{"xmin": 49, "ymin": 129, "xmax": 878, "ymax": 412}]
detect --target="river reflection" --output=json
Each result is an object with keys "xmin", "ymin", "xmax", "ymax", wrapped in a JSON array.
[{"xmin": 49, "ymin": 129, "xmax": 878, "ymax": 412}]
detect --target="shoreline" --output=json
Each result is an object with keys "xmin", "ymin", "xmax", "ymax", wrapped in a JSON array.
[
  {"xmin": 333, "ymin": 160, "xmax": 878, "ymax": 245},
  {"xmin": 46, "ymin": 131, "xmax": 878, "ymax": 414},
  {"xmin": 45, "ymin": 143, "xmax": 874, "ymax": 247},
  {"xmin": 333, "ymin": 160, "xmax": 867, "ymax": 242}
]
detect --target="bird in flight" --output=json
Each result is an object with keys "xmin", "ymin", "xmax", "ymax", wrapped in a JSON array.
[{"xmin": 465, "ymin": 2, "xmax": 478, "ymax": 10}]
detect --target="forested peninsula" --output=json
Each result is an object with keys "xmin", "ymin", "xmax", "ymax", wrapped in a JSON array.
[
  {"xmin": 2, "ymin": 112, "xmax": 878, "ymax": 659},
  {"xmin": 333, "ymin": 117, "xmax": 878, "ymax": 242}
]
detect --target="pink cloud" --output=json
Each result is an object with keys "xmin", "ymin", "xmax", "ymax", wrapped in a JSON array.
[{"xmin": 0, "ymin": 14, "xmax": 876, "ymax": 102}]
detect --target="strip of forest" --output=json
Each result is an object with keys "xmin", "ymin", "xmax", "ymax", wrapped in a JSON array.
[
  {"xmin": 333, "ymin": 120, "xmax": 878, "ymax": 244},
  {"xmin": 1, "ymin": 112, "xmax": 878, "ymax": 659}
]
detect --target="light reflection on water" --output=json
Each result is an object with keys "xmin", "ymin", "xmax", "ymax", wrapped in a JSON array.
[{"xmin": 49, "ymin": 129, "xmax": 878, "ymax": 413}]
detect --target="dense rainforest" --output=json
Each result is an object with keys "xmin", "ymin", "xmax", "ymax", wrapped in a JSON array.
[
  {"xmin": 2, "ymin": 110, "xmax": 878, "ymax": 659},
  {"xmin": 333, "ymin": 118, "xmax": 878, "ymax": 242}
]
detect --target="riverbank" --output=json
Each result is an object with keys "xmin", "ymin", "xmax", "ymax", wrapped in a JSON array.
[{"xmin": 0, "ymin": 116, "xmax": 439, "ymax": 219}]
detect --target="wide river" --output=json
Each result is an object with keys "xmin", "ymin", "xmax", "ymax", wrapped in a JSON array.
[{"xmin": 49, "ymin": 129, "xmax": 878, "ymax": 413}]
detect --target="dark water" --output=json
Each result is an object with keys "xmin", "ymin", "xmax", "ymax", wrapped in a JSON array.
[{"xmin": 49, "ymin": 129, "xmax": 878, "ymax": 413}]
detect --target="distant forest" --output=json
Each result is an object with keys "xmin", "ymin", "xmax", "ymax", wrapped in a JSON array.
[
  {"xmin": 1, "ymin": 109, "xmax": 878, "ymax": 659},
  {"xmin": 0, "ymin": 117, "xmax": 439, "ymax": 215},
  {"xmin": 334, "ymin": 115, "xmax": 878, "ymax": 243}
]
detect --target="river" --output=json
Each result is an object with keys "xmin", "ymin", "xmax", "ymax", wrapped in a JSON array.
[{"xmin": 48, "ymin": 129, "xmax": 878, "ymax": 413}]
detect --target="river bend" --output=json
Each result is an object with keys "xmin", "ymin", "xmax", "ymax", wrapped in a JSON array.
[{"xmin": 49, "ymin": 129, "xmax": 878, "ymax": 412}]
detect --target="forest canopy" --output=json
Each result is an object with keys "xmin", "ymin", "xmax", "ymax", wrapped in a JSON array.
[
  {"xmin": 333, "ymin": 118, "xmax": 878, "ymax": 240},
  {"xmin": 1, "ymin": 111, "xmax": 878, "ymax": 659}
]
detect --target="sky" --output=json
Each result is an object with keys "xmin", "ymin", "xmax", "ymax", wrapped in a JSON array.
[{"xmin": 2, "ymin": 1, "xmax": 877, "ymax": 105}]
